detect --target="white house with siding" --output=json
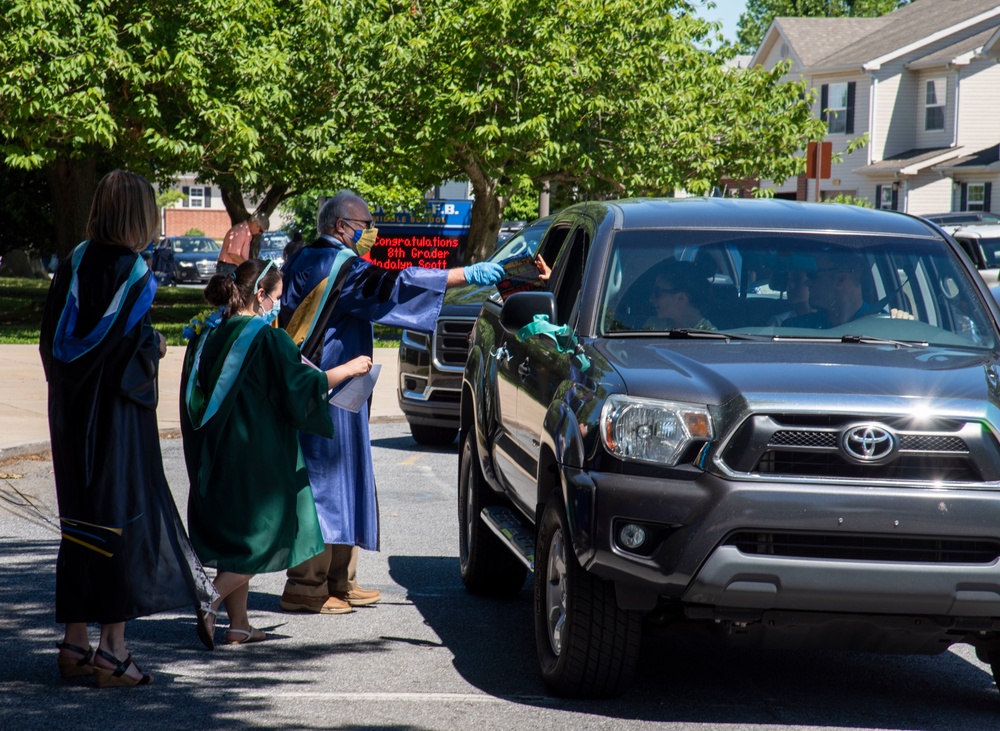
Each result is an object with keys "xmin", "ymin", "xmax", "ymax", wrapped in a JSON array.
[{"xmin": 750, "ymin": 0, "xmax": 1000, "ymax": 216}]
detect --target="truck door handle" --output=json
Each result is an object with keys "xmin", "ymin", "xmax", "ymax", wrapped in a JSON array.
[{"xmin": 518, "ymin": 360, "xmax": 531, "ymax": 379}]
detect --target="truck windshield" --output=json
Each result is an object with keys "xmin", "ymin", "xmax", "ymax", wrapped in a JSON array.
[{"xmin": 598, "ymin": 230, "xmax": 995, "ymax": 350}]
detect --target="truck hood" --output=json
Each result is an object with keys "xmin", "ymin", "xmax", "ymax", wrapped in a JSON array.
[
  {"xmin": 440, "ymin": 281, "xmax": 496, "ymax": 318},
  {"xmin": 595, "ymin": 339, "xmax": 1000, "ymax": 408}
]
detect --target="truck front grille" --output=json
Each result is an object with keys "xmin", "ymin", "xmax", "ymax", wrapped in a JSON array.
[
  {"xmin": 720, "ymin": 413, "xmax": 998, "ymax": 484},
  {"xmin": 434, "ymin": 317, "xmax": 476, "ymax": 369},
  {"xmin": 726, "ymin": 531, "xmax": 1000, "ymax": 564}
]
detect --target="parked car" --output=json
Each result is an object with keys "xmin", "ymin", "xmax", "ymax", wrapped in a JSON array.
[
  {"xmin": 397, "ymin": 216, "xmax": 554, "ymax": 446},
  {"xmin": 461, "ymin": 197, "xmax": 1000, "ymax": 698},
  {"xmin": 951, "ymin": 224, "xmax": 1000, "ymax": 284},
  {"xmin": 159, "ymin": 236, "xmax": 221, "ymax": 283},
  {"xmin": 259, "ymin": 230, "xmax": 290, "ymax": 269},
  {"xmin": 497, "ymin": 220, "xmax": 527, "ymax": 245},
  {"xmin": 922, "ymin": 211, "xmax": 1000, "ymax": 233}
]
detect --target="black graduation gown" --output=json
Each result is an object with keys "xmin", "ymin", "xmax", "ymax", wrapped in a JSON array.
[{"xmin": 39, "ymin": 241, "xmax": 216, "ymax": 624}]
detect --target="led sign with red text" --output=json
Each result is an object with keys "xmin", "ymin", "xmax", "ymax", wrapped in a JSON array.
[{"xmin": 365, "ymin": 200, "xmax": 472, "ymax": 270}]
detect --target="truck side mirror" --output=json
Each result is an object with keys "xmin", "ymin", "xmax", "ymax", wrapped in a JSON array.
[{"xmin": 500, "ymin": 291, "xmax": 558, "ymax": 335}]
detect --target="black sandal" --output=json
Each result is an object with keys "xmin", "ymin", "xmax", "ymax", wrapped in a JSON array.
[
  {"xmin": 197, "ymin": 605, "xmax": 218, "ymax": 651},
  {"xmin": 56, "ymin": 641, "xmax": 94, "ymax": 679},
  {"xmin": 92, "ymin": 648, "xmax": 152, "ymax": 688}
]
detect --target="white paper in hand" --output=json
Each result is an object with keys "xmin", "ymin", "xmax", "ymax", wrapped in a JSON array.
[{"xmin": 330, "ymin": 364, "xmax": 381, "ymax": 413}]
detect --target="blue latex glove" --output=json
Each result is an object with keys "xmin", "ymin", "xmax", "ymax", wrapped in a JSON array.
[{"xmin": 464, "ymin": 261, "xmax": 505, "ymax": 286}]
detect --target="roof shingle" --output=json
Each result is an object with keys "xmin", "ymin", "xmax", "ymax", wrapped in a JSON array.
[
  {"xmin": 812, "ymin": 0, "xmax": 1000, "ymax": 69},
  {"xmin": 774, "ymin": 17, "xmax": 888, "ymax": 67}
]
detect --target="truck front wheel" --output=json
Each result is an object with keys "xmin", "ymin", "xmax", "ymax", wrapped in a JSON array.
[
  {"xmin": 410, "ymin": 422, "xmax": 457, "ymax": 447},
  {"xmin": 457, "ymin": 431, "xmax": 527, "ymax": 595},
  {"xmin": 534, "ymin": 498, "xmax": 641, "ymax": 698}
]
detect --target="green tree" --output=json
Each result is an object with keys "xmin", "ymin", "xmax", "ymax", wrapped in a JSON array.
[
  {"xmin": 387, "ymin": 0, "xmax": 830, "ymax": 261},
  {"xmin": 0, "ymin": 1, "xmax": 418, "ymax": 257},
  {"xmin": 0, "ymin": 1, "xmax": 189, "ymax": 257},
  {"xmin": 736, "ymin": 0, "xmax": 909, "ymax": 53},
  {"xmin": 153, "ymin": 0, "xmax": 424, "ymax": 246}
]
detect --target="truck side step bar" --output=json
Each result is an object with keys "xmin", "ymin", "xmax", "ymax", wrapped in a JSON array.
[{"xmin": 482, "ymin": 506, "xmax": 535, "ymax": 571}]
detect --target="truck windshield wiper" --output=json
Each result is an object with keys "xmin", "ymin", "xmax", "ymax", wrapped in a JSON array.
[
  {"xmin": 773, "ymin": 334, "xmax": 928, "ymax": 347},
  {"xmin": 663, "ymin": 328, "xmax": 762, "ymax": 341},
  {"xmin": 839, "ymin": 334, "xmax": 927, "ymax": 348}
]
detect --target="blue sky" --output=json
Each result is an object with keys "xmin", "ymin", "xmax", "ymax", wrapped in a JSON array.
[{"xmin": 696, "ymin": 0, "xmax": 749, "ymax": 43}]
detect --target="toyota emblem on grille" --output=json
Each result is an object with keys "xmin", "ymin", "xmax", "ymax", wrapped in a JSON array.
[{"xmin": 841, "ymin": 424, "xmax": 896, "ymax": 462}]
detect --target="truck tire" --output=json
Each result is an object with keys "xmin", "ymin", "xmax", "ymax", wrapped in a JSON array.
[
  {"xmin": 457, "ymin": 431, "xmax": 528, "ymax": 595},
  {"xmin": 410, "ymin": 422, "xmax": 457, "ymax": 447},
  {"xmin": 534, "ymin": 498, "xmax": 641, "ymax": 698}
]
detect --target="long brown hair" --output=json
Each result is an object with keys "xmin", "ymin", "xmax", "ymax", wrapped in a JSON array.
[
  {"xmin": 204, "ymin": 259, "xmax": 281, "ymax": 317},
  {"xmin": 86, "ymin": 170, "xmax": 159, "ymax": 252}
]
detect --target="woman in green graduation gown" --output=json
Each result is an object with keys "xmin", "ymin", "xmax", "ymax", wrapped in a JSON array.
[{"xmin": 180, "ymin": 258, "xmax": 372, "ymax": 647}]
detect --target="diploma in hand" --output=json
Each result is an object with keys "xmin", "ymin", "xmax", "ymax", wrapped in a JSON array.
[
  {"xmin": 495, "ymin": 254, "xmax": 543, "ymax": 299},
  {"xmin": 330, "ymin": 364, "xmax": 382, "ymax": 413}
]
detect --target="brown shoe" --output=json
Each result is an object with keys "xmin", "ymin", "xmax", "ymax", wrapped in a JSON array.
[
  {"xmin": 280, "ymin": 592, "xmax": 354, "ymax": 615},
  {"xmin": 332, "ymin": 587, "xmax": 382, "ymax": 607},
  {"xmin": 319, "ymin": 596, "xmax": 354, "ymax": 614}
]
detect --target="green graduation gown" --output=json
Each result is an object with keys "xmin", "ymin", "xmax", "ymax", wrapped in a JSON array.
[{"xmin": 180, "ymin": 316, "xmax": 333, "ymax": 574}]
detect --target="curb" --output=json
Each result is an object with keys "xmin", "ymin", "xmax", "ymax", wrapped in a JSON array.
[
  {"xmin": 0, "ymin": 442, "xmax": 51, "ymax": 464},
  {"xmin": 0, "ymin": 418, "xmax": 410, "ymax": 463}
]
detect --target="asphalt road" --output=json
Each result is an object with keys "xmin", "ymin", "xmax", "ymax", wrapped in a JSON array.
[{"xmin": 2, "ymin": 422, "xmax": 1000, "ymax": 730}]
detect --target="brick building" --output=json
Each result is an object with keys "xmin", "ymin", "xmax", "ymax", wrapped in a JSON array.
[{"xmin": 160, "ymin": 174, "xmax": 288, "ymax": 239}]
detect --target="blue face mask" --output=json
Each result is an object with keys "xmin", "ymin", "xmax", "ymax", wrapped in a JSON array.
[{"xmin": 262, "ymin": 299, "xmax": 281, "ymax": 325}]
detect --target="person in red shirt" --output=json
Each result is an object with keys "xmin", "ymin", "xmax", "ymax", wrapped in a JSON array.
[{"xmin": 217, "ymin": 213, "xmax": 269, "ymax": 276}]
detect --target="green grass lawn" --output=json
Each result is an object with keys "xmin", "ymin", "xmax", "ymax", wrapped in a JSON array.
[{"xmin": 0, "ymin": 277, "xmax": 401, "ymax": 347}]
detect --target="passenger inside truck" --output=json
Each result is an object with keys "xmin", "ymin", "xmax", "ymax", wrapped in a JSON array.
[{"xmin": 598, "ymin": 231, "xmax": 995, "ymax": 349}]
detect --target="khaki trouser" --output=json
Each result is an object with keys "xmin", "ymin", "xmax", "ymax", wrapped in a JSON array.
[{"xmin": 283, "ymin": 544, "xmax": 358, "ymax": 598}]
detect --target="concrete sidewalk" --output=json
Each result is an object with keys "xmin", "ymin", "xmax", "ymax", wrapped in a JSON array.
[{"xmin": 0, "ymin": 344, "xmax": 404, "ymax": 460}]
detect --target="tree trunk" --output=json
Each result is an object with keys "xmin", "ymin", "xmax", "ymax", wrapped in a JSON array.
[
  {"xmin": 47, "ymin": 156, "xmax": 98, "ymax": 259},
  {"xmin": 464, "ymin": 163, "xmax": 504, "ymax": 264},
  {"xmin": 220, "ymin": 185, "xmax": 251, "ymax": 226}
]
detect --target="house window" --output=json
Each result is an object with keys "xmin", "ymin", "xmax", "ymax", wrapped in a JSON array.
[
  {"xmin": 821, "ymin": 82, "xmax": 855, "ymax": 135},
  {"xmin": 925, "ymin": 78, "xmax": 945, "ymax": 131},
  {"xmin": 181, "ymin": 185, "xmax": 212, "ymax": 208},
  {"xmin": 826, "ymin": 82, "xmax": 849, "ymax": 134},
  {"xmin": 880, "ymin": 186, "xmax": 894, "ymax": 210},
  {"xmin": 967, "ymin": 183, "xmax": 985, "ymax": 212}
]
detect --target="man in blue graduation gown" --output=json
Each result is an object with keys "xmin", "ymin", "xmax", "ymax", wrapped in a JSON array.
[{"xmin": 278, "ymin": 190, "xmax": 504, "ymax": 614}]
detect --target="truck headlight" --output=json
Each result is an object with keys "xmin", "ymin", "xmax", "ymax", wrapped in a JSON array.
[{"xmin": 601, "ymin": 395, "xmax": 713, "ymax": 465}]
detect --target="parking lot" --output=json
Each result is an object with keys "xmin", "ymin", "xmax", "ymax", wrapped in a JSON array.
[{"xmin": 2, "ymin": 423, "xmax": 1000, "ymax": 730}]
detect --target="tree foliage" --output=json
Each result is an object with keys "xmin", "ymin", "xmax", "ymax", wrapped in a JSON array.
[
  {"xmin": 2, "ymin": 0, "xmax": 836, "ymax": 265},
  {"xmin": 149, "ymin": 0, "xmax": 423, "ymax": 229},
  {"xmin": 736, "ymin": 0, "xmax": 910, "ymax": 53},
  {"xmin": 0, "ymin": 0, "xmax": 181, "ymax": 256},
  {"xmin": 386, "ymin": 0, "xmax": 830, "ymax": 260},
  {"xmin": 0, "ymin": 0, "xmax": 421, "ymax": 256}
]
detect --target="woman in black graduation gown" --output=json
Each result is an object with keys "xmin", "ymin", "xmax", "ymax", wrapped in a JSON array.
[{"xmin": 39, "ymin": 170, "xmax": 217, "ymax": 687}]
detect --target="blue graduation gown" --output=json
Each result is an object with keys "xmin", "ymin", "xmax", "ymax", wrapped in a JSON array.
[{"xmin": 280, "ymin": 237, "xmax": 446, "ymax": 549}]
